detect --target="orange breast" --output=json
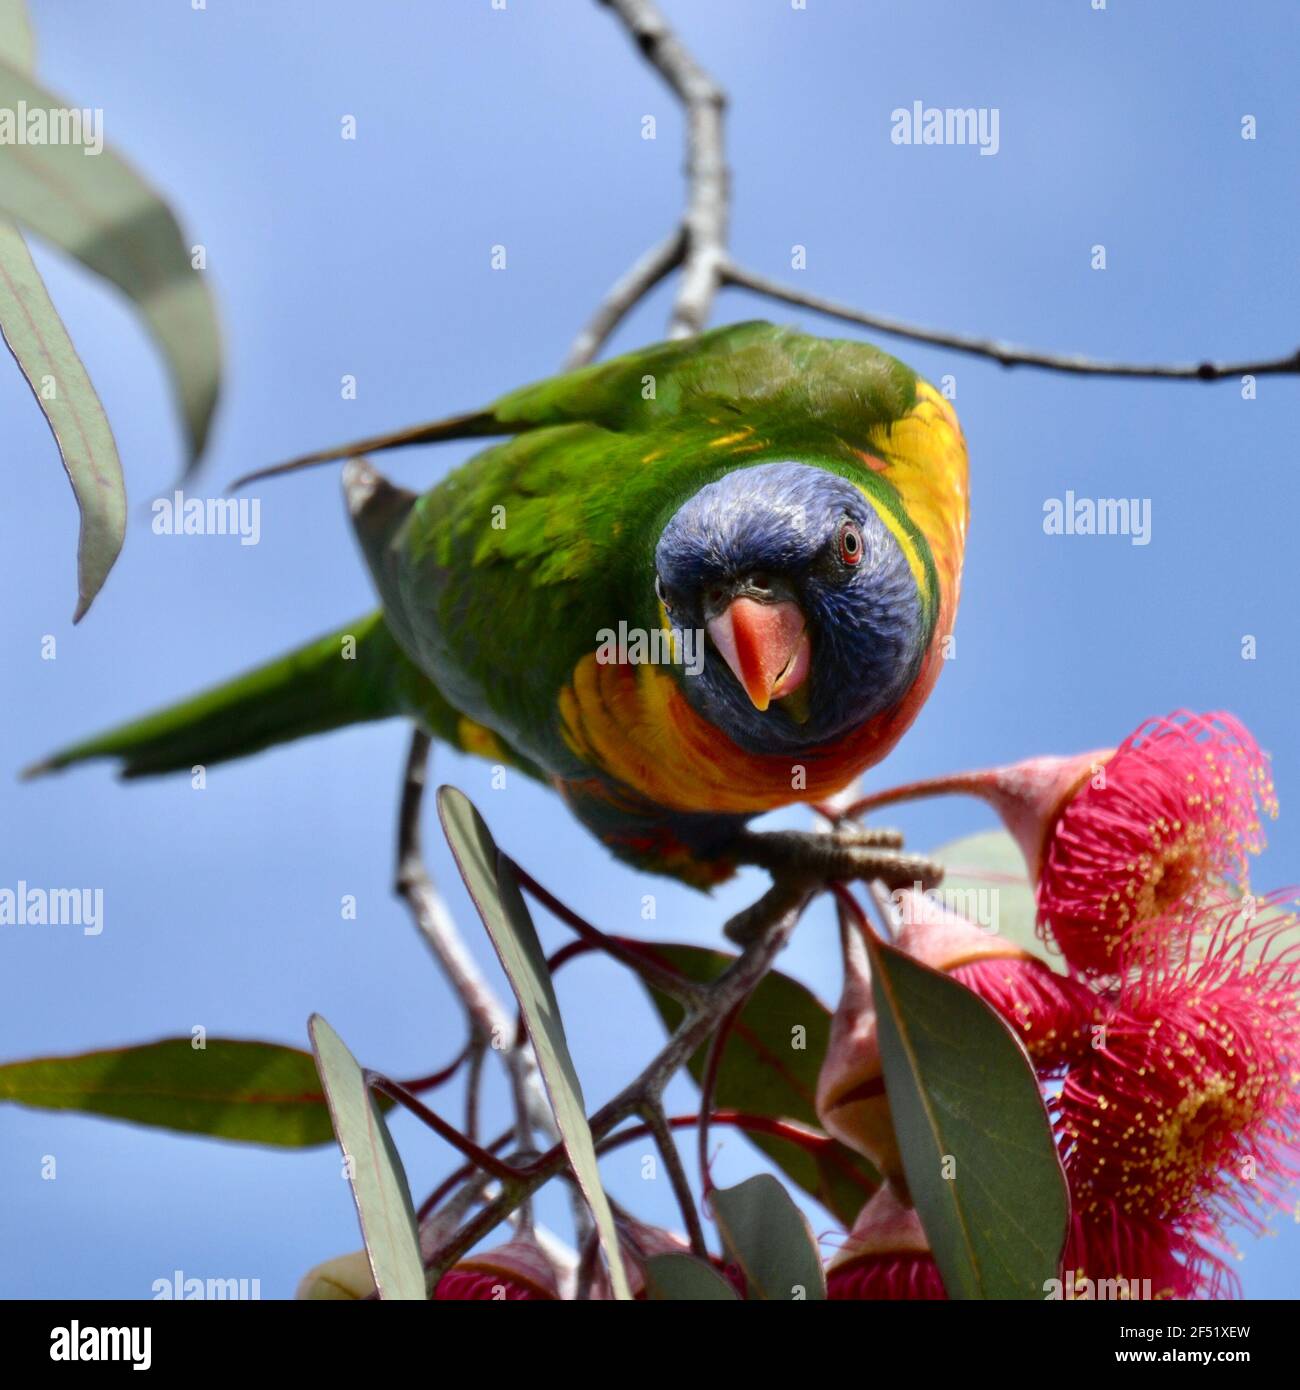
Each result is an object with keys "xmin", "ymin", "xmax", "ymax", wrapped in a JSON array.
[{"xmin": 556, "ymin": 640, "xmax": 944, "ymax": 816}]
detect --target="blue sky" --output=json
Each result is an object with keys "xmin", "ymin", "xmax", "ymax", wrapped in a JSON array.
[{"xmin": 2, "ymin": 0, "xmax": 1298, "ymax": 1298}]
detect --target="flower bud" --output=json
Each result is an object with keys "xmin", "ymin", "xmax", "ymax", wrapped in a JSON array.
[
  {"xmin": 825, "ymin": 1185, "xmax": 945, "ymax": 1299},
  {"xmin": 435, "ymin": 1234, "xmax": 566, "ymax": 1301},
  {"xmin": 295, "ymin": 1248, "xmax": 376, "ymax": 1301}
]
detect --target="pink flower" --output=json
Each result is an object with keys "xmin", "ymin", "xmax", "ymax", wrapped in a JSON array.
[
  {"xmin": 848, "ymin": 711, "xmax": 1276, "ymax": 974},
  {"xmin": 1059, "ymin": 1198, "xmax": 1233, "ymax": 1300},
  {"xmin": 1037, "ymin": 714, "xmax": 1276, "ymax": 972},
  {"xmin": 1058, "ymin": 894, "xmax": 1300, "ymax": 1234}
]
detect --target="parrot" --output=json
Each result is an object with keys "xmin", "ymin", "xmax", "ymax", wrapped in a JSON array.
[{"xmin": 27, "ymin": 322, "xmax": 969, "ymax": 892}]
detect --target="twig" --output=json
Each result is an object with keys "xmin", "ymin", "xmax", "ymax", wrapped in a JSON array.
[
  {"xmin": 399, "ymin": 1047, "xmax": 468, "ymax": 1094},
  {"xmin": 509, "ymin": 857, "xmax": 709, "ymax": 1006},
  {"xmin": 417, "ymin": 1127, "xmax": 513, "ymax": 1222},
  {"xmin": 639, "ymin": 1099, "xmax": 709, "ymax": 1259},
  {"xmin": 463, "ymin": 1040, "xmax": 486, "ymax": 1146},
  {"xmin": 418, "ymin": 1169, "xmax": 498, "ymax": 1267},
  {"xmin": 368, "ymin": 1073, "xmax": 520, "ymax": 1183},
  {"xmin": 564, "ymin": 226, "xmax": 686, "ymax": 369},
  {"xmin": 722, "ymin": 262, "xmax": 1300, "ymax": 381},
  {"xmin": 596, "ymin": 0, "xmax": 728, "ymax": 341},
  {"xmin": 696, "ymin": 998, "xmax": 743, "ymax": 1203}
]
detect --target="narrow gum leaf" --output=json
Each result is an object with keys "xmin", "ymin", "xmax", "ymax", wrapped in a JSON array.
[
  {"xmin": 643, "ymin": 1252, "xmax": 740, "ymax": 1301},
  {"xmin": 309, "ymin": 1015, "xmax": 425, "ymax": 1301},
  {"xmin": 0, "ymin": 59, "xmax": 221, "ymax": 469},
  {"xmin": 0, "ymin": 216, "xmax": 124, "ymax": 619},
  {"xmin": 437, "ymin": 785, "xmax": 632, "ymax": 1300}
]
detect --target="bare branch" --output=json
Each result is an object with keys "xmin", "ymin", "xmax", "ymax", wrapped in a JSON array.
[
  {"xmin": 394, "ymin": 728, "xmax": 558, "ymax": 1234},
  {"xmin": 696, "ymin": 997, "xmax": 743, "ymax": 1203},
  {"xmin": 564, "ymin": 226, "xmax": 686, "ymax": 370},
  {"xmin": 723, "ymin": 262, "xmax": 1300, "ymax": 381},
  {"xmin": 597, "ymin": 0, "xmax": 729, "ymax": 340},
  {"xmin": 639, "ymin": 1100, "xmax": 709, "ymax": 1259}
]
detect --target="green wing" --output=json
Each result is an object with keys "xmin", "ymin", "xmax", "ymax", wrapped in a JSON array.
[{"xmin": 27, "ymin": 611, "xmax": 544, "ymax": 782}]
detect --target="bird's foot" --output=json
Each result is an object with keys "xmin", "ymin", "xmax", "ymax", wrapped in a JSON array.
[
  {"xmin": 722, "ymin": 826, "xmax": 944, "ymax": 946},
  {"xmin": 733, "ymin": 825, "xmax": 944, "ymax": 890}
]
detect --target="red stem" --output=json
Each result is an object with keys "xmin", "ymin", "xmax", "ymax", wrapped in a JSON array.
[
  {"xmin": 368, "ymin": 1073, "xmax": 520, "ymax": 1183},
  {"xmin": 838, "ymin": 770, "xmax": 991, "ymax": 823},
  {"xmin": 697, "ymin": 1004, "xmax": 743, "ymax": 1202},
  {"xmin": 398, "ymin": 1046, "xmax": 469, "ymax": 1094},
  {"xmin": 507, "ymin": 858, "xmax": 696, "ymax": 999}
]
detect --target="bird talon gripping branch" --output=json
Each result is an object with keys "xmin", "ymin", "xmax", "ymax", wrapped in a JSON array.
[{"xmin": 732, "ymin": 828, "xmax": 943, "ymax": 892}]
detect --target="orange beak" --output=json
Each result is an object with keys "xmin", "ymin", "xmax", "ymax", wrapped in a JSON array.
[{"xmin": 707, "ymin": 596, "xmax": 811, "ymax": 712}]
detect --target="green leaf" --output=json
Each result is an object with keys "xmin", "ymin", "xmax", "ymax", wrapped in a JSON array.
[
  {"xmin": 0, "ymin": 60, "xmax": 221, "ymax": 469},
  {"xmin": 710, "ymin": 1174, "xmax": 826, "ymax": 1301},
  {"xmin": 309, "ymin": 1015, "xmax": 425, "ymax": 1302},
  {"xmin": 643, "ymin": 1252, "xmax": 740, "ymax": 1301},
  {"xmin": 437, "ymin": 785, "xmax": 632, "ymax": 1301},
  {"xmin": 629, "ymin": 939, "xmax": 878, "ymax": 1225},
  {"xmin": 931, "ymin": 830, "xmax": 1066, "ymax": 974},
  {"xmin": 0, "ymin": 1037, "xmax": 348, "ymax": 1145},
  {"xmin": 865, "ymin": 934, "xmax": 1069, "ymax": 1300},
  {"xmin": 0, "ymin": 216, "xmax": 123, "ymax": 619},
  {"xmin": 0, "ymin": 0, "xmax": 34, "ymax": 72}
]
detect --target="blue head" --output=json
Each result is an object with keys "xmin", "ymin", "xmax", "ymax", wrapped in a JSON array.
[{"xmin": 653, "ymin": 461, "xmax": 928, "ymax": 753}]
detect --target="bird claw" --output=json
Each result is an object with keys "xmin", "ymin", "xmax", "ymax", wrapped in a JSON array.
[{"xmin": 731, "ymin": 826, "xmax": 944, "ymax": 893}]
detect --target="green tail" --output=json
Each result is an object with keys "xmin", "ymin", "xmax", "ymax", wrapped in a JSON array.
[{"xmin": 25, "ymin": 612, "xmax": 538, "ymax": 781}]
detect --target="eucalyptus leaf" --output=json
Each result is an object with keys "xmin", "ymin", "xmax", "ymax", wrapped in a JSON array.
[
  {"xmin": 438, "ymin": 785, "xmax": 632, "ymax": 1300},
  {"xmin": 866, "ymin": 934, "xmax": 1069, "ymax": 1300},
  {"xmin": 0, "ymin": 1036, "xmax": 350, "ymax": 1146},
  {"xmin": 309, "ymin": 1015, "xmax": 425, "ymax": 1301},
  {"xmin": 710, "ymin": 1174, "xmax": 826, "ymax": 1301},
  {"xmin": 0, "ymin": 216, "xmax": 123, "ymax": 619},
  {"xmin": 0, "ymin": 0, "xmax": 34, "ymax": 71},
  {"xmin": 0, "ymin": 59, "xmax": 221, "ymax": 468},
  {"xmin": 643, "ymin": 1252, "xmax": 740, "ymax": 1301}
]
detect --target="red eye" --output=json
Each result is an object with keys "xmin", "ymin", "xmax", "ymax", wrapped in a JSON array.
[{"xmin": 838, "ymin": 521, "xmax": 863, "ymax": 566}]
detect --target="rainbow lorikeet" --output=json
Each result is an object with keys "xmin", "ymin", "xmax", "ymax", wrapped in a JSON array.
[{"xmin": 29, "ymin": 322, "xmax": 969, "ymax": 890}]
